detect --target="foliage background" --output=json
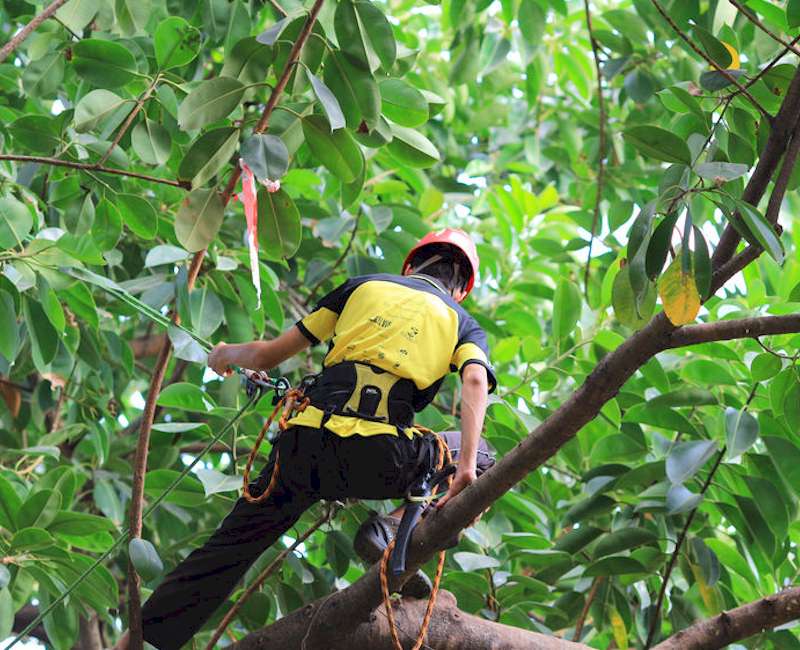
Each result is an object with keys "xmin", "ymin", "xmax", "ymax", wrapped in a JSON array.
[{"xmin": 1, "ymin": 0, "xmax": 799, "ymax": 648}]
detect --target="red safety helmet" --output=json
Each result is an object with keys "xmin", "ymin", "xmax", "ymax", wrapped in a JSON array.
[{"xmin": 402, "ymin": 228, "xmax": 479, "ymax": 299}]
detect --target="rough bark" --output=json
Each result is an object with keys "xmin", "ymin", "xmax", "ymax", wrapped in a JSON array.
[
  {"xmin": 236, "ymin": 590, "xmax": 592, "ymax": 650},
  {"xmin": 653, "ymin": 587, "xmax": 800, "ymax": 650}
]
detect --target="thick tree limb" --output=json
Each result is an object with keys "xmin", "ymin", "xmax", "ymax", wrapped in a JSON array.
[
  {"xmin": 235, "ymin": 590, "xmax": 592, "ymax": 650},
  {"xmin": 0, "ymin": 154, "xmax": 190, "ymax": 189},
  {"xmin": 669, "ymin": 314, "xmax": 800, "ymax": 348},
  {"xmin": 0, "ymin": 0, "xmax": 69, "ymax": 63},
  {"xmin": 713, "ymin": 65, "xmax": 800, "ymax": 268},
  {"xmin": 653, "ymin": 587, "xmax": 800, "ymax": 650}
]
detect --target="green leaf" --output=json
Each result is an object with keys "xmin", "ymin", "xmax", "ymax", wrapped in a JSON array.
[
  {"xmin": 694, "ymin": 26, "xmax": 732, "ymax": 68},
  {"xmin": 518, "ymin": 0, "xmax": 546, "ymax": 53},
  {"xmin": 39, "ymin": 591, "xmax": 78, "ymax": 650},
  {"xmin": 24, "ymin": 296, "xmax": 58, "ymax": 367},
  {"xmin": 0, "ymin": 588, "xmax": 12, "ymax": 640},
  {"xmin": 240, "ymin": 134, "xmax": 289, "ymax": 182},
  {"xmin": 750, "ymin": 353, "xmax": 781, "ymax": 382},
  {"xmin": 648, "ymin": 388, "xmax": 716, "ymax": 408},
  {"xmin": 302, "ymin": 115, "xmax": 364, "ymax": 181},
  {"xmin": 335, "ymin": 0, "xmax": 396, "ymax": 71},
  {"xmin": 195, "ymin": 468, "xmax": 242, "ymax": 496},
  {"xmin": 129, "ymin": 538, "xmax": 164, "ymax": 581},
  {"xmin": 789, "ymin": 0, "xmax": 800, "ymax": 28},
  {"xmin": 48, "ymin": 511, "xmax": 115, "ymax": 537},
  {"xmin": 387, "ymin": 123, "xmax": 439, "ymax": 168},
  {"xmin": 309, "ymin": 72, "xmax": 346, "ymax": 131},
  {"xmin": 695, "ymin": 162, "xmax": 749, "ymax": 181},
  {"xmin": 552, "ymin": 279, "xmax": 581, "ymax": 341},
  {"xmin": 117, "ymin": 193, "xmax": 157, "ymax": 239},
  {"xmin": 178, "ymin": 77, "xmax": 245, "ymax": 130},
  {"xmin": 145, "ymin": 244, "xmax": 189, "ymax": 268},
  {"xmin": 733, "ymin": 494, "xmax": 775, "ymax": 558},
  {"xmin": 725, "ymin": 407, "xmax": 758, "ymax": 459},
  {"xmin": 144, "ymin": 469, "xmax": 206, "ymax": 506},
  {"xmin": 666, "ymin": 484, "xmax": 702, "ymax": 514},
  {"xmin": 72, "ymin": 39, "xmax": 137, "ymax": 88},
  {"xmin": 189, "ymin": 287, "xmax": 224, "ymax": 338},
  {"xmin": 115, "ymin": 0, "xmax": 149, "ymax": 35},
  {"xmin": 623, "ymin": 126, "xmax": 692, "ymax": 165},
  {"xmin": 132, "ymin": 119, "xmax": 172, "ymax": 166},
  {"xmin": 57, "ymin": 232, "xmax": 105, "ymax": 265},
  {"xmin": 175, "ymin": 188, "xmax": 225, "ymax": 252},
  {"xmin": 178, "ymin": 127, "xmax": 239, "ymax": 188},
  {"xmin": 0, "ymin": 290, "xmax": 18, "ymax": 361},
  {"xmin": 763, "ymin": 436, "xmax": 800, "ymax": 495},
  {"xmin": 379, "ymin": 79, "xmax": 428, "ymax": 128},
  {"xmin": 612, "ymin": 265, "xmax": 656, "ymax": 330},
  {"xmin": 156, "ymin": 382, "xmax": 215, "ymax": 412},
  {"xmin": 666, "ymin": 440, "xmax": 717, "ymax": 484},
  {"xmin": 0, "ymin": 195, "xmax": 34, "ymax": 249},
  {"xmin": 17, "ymin": 489, "xmax": 62, "ymax": 530},
  {"xmin": 10, "ymin": 527, "xmax": 54, "ymax": 552},
  {"xmin": 155, "ymin": 16, "xmax": 201, "ymax": 70},
  {"xmin": 22, "ymin": 52, "xmax": 64, "ymax": 98},
  {"xmin": 453, "ymin": 552, "xmax": 502, "ymax": 571},
  {"xmin": 222, "ymin": 37, "xmax": 273, "ymax": 83},
  {"xmin": 593, "ymin": 528, "xmax": 657, "ymax": 558},
  {"xmin": 735, "ymin": 199, "xmax": 784, "ymax": 264},
  {"xmin": 257, "ymin": 187, "xmax": 302, "ymax": 260},
  {"xmin": 9, "ymin": 115, "xmax": 62, "ymax": 152},
  {"xmin": 323, "ymin": 49, "xmax": 381, "ymax": 130},
  {"xmin": 584, "ymin": 556, "xmax": 647, "ymax": 576},
  {"xmin": 256, "ymin": 17, "xmax": 291, "ymax": 46},
  {"xmin": 56, "ymin": 0, "xmax": 100, "ymax": 33},
  {"xmin": 37, "ymin": 276, "xmax": 65, "ymax": 333},
  {"xmin": 692, "ymin": 225, "xmax": 711, "ymax": 300},
  {"xmin": 745, "ymin": 475, "xmax": 789, "ymax": 538},
  {"xmin": 0, "ymin": 475, "xmax": 21, "ymax": 532},
  {"xmin": 74, "ymin": 89, "xmax": 129, "ymax": 133},
  {"xmin": 92, "ymin": 199, "xmax": 123, "ymax": 251}
]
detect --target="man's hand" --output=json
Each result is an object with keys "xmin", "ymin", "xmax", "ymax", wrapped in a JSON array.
[
  {"xmin": 436, "ymin": 466, "xmax": 476, "ymax": 509},
  {"xmin": 208, "ymin": 342, "xmax": 234, "ymax": 376}
]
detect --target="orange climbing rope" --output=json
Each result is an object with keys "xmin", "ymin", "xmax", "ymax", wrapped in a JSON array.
[
  {"xmin": 242, "ymin": 387, "xmax": 310, "ymax": 504},
  {"xmin": 380, "ymin": 432, "xmax": 453, "ymax": 650}
]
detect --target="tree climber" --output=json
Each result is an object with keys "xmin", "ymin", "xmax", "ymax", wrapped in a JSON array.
[{"xmin": 118, "ymin": 228, "xmax": 496, "ymax": 650}]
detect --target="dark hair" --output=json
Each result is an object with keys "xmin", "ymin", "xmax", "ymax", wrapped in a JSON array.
[{"xmin": 407, "ymin": 243, "xmax": 471, "ymax": 293}]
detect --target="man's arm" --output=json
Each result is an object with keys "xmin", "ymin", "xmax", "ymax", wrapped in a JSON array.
[
  {"xmin": 436, "ymin": 362, "xmax": 489, "ymax": 508},
  {"xmin": 208, "ymin": 326, "xmax": 312, "ymax": 376}
]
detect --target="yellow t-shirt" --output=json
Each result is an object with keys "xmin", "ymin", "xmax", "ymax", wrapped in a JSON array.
[{"xmin": 290, "ymin": 273, "xmax": 495, "ymax": 437}]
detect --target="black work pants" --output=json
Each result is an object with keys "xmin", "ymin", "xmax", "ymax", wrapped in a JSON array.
[{"xmin": 141, "ymin": 425, "xmax": 438, "ymax": 650}]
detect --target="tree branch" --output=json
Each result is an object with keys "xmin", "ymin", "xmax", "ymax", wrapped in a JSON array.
[
  {"xmin": 649, "ymin": 0, "xmax": 770, "ymax": 120},
  {"xmin": 652, "ymin": 586, "xmax": 800, "ymax": 650},
  {"xmin": 0, "ymin": 0, "xmax": 70, "ymax": 63},
  {"xmin": 728, "ymin": 0, "xmax": 800, "ymax": 58},
  {"xmin": 582, "ymin": 0, "xmax": 607, "ymax": 298},
  {"xmin": 97, "ymin": 79, "xmax": 159, "ymax": 167},
  {"xmin": 305, "ymin": 212, "xmax": 361, "ymax": 305},
  {"xmin": 233, "ymin": 589, "xmax": 593, "ymax": 650},
  {"xmin": 669, "ymin": 314, "xmax": 800, "ymax": 348},
  {"xmin": 712, "ymin": 65, "xmax": 800, "ymax": 268},
  {"xmin": 0, "ymin": 154, "xmax": 189, "ymax": 189}
]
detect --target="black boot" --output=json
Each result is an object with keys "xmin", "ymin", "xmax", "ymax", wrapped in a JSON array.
[{"xmin": 353, "ymin": 513, "xmax": 433, "ymax": 599}]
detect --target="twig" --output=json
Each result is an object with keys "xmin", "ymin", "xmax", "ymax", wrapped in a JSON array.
[
  {"xmin": 305, "ymin": 212, "xmax": 361, "ymax": 304},
  {"xmin": 755, "ymin": 338, "xmax": 798, "ymax": 361},
  {"xmin": 728, "ymin": 0, "xmax": 800, "ymax": 58},
  {"xmin": 0, "ymin": 0, "xmax": 70, "ymax": 63},
  {"xmin": 733, "ymin": 35, "xmax": 800, "ymax": 97},
  {"xmin": 97, "ymin": 79, "xmax": 159, "ymax": 167},
  {"xmin": 582, "ymin": 0, "xmax": 608, "ymax": 298},
  {"xmin": 644, "ymin": 448, "xmax": 726, "ymax": 648},
  {"xmin": 573, "ymin": 576, "xmax": 602, "ymax": 641},
  {"xmin": 650, "ymin": 0, "xmax": 771, "ymax": 120},
  {"xmin": 0, "ymin": 154, "xmax": 189, "ymax": 189},
  {"xmin": 207, "ymin": 509, "xmax": 333, "ymax": 650}
]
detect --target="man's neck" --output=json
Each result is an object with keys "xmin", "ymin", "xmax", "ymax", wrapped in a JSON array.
[{"xmin": 407, "ymin": 273, "xmax": 449, "ymax": 296}]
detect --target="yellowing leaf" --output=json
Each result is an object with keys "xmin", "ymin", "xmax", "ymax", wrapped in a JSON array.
[
  {"xmin": 721, "ymin": 42, "xmax": 740, "ymax": 70},
  {"xmin": 691, "ymin": 562, "xmax": 723, "ymax": 614},
  {"xmin": 610, "ymin": 606, "xmax": 628, "ymax": 649},
  {"xmin": 658, "ymin": 257, "xmax": 700, "ymax": 326}
]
